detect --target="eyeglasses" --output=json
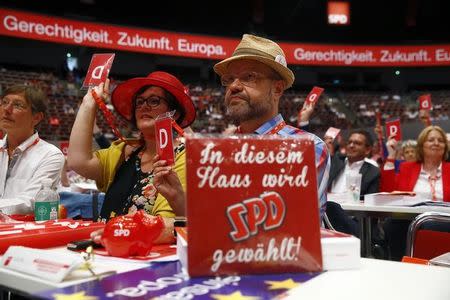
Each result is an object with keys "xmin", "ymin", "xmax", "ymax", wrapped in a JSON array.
[
  {"xmin": 0, "ymin": 97, "xmax": 29, "ymax": 111},
  {"xmin": 220, "ymin": 71, "xmax": 273, "ymax": 87},
  {"xmin": 135, "ymin": 95, "xmax": 166, "ymax": 109}
]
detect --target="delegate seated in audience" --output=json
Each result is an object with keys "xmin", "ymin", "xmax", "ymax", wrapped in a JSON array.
[
  {"xmin": 0, "ymin": 85, "xmax": 65, "ymax": 214},
  {"xmin": 326, "ymin": 130, "xmax": 380, "ymax": 237},
  {"xmin": 328, "ymin": 129, "xmax": 380, "ymax": 197},
  {"xmin": 213, "ymin": 34, "xmax": 330, "ymax": 221},
  {"xmin": 67, "ymin": 71, "xmax": 196, "ymax": 244},
  {"xmin": 381, "ymin": 125, "xmax": 450, "ymax": 260}
]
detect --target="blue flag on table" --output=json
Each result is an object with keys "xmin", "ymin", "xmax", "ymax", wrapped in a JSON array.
[{"xmin": 37, "ymin": 261, "xmax": 321, "ymax": 299}]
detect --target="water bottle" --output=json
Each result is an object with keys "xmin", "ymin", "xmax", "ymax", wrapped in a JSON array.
[{"xmin": 34, "ymin": 178, "xmax": 60, "ymax": 221}]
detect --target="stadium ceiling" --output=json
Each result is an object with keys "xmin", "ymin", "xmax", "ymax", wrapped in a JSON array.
[{"xmin": 1, "ymin": 0, "xmax": 450, "ymax": 44}]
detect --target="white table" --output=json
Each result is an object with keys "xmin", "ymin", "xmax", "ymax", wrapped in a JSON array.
[
  {"xmin": 339, "ymin": 201, "xmax": 450, "ymax": 257},
  {"xmin": 0, "ymin": 247, "xmax": 150, "ymax": 296},
  {"xmin": 286, "ymin": 258, "xmax": 450, "ymax": 300}
]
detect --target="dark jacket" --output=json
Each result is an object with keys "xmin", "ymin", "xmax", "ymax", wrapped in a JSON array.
[{"xmin": 328, "ymin": 153, "xmax": 380, "ymax": 198}]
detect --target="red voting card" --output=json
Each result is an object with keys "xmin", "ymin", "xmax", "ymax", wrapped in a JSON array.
[
  {"xmin": 324, "ymin": 127, "xmax": 341, "ymax": 140},
  {"xmin": 419, "ymin": 94, "xmax": 432, "ymax": 110},
  {"xmin": 385, "ymin": 118, "xmax": 402, "ymax": 141},
  {"xmin": 155, "ymin": 113, "xmax": 175, "ymax": 165},
  {"xmin": 186, "ymin": 135, "xmax": 322, "ymax": 277},
  {"xmin": 305, "ymin": 86, "xmax": 324, "ymax": 105},
  {"xmin": 82, "ymin": 53, "xmax": 115, "ymax": 89},
  {"xmin": 59, "ymin": 141, "xmax": 69, "ymax": 156}
]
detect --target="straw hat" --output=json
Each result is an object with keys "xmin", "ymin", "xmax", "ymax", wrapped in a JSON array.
[
  {"xmin": 214, "ymin": 34, "xmax": 295, "ymax": 88},
  {"xmin": 111, "ymin": 71, "xmax": 196, "ymax": 128}
]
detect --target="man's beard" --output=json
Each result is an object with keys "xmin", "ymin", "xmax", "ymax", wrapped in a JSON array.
[{"xmin": 225, "ymin": 91, "xmax": 274, "ymax": 124}]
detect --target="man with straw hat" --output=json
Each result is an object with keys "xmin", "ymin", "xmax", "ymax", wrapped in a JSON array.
[{"xmin": 214, "ymin": 34, "xmax": 330, "ymax": 220}]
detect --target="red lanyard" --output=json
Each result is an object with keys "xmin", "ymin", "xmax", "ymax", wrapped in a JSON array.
[
  {"xmin": 267, "ymin": 121, "xmax": 286, "ymax": 135},
  {"xmin": 236, "ymin": 121, "xmax": 286, "ymax": 135},
  {"xmin": 91, "ymin": 90, "xmax": 128, "ymax": 144},
  {"xmin": 428, "ymin": 175, "xmax": 438, "ymax": 201},
  {"xmin": 6, "ymin": 137, "xmax": 39, "ymax": 179}
]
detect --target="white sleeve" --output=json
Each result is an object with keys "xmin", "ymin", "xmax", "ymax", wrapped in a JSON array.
[{"xmin": 0, "ymin": 151, "xmax": 65, "ymax": 214}]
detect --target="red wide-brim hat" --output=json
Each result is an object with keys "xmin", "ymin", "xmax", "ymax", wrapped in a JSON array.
[{"xmin": 111, "ymin": 71, "xmax": 196, "ymax": 128}]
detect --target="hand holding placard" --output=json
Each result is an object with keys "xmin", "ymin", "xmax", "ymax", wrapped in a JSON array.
[
  {"xmin": 298, "ymin": 86, "xmax": 324, "ymax": 126},
  {"xmin": 82, "ymin": 53, "xmax": 115, "ymax": 89},
  {"xmin": 324, "ymin": 127, "xmax": 341, "ymax": 141},
  {"xmin": 306, "ymin": 86, "xmax": 324, "ymax": 105},
  {"xmin": 155, "ymin": 112, "xmax": 175, "ymax": 165},
  {"xmin": 385, "ymin": 118, "xmax": 402, "ymax": 141}
]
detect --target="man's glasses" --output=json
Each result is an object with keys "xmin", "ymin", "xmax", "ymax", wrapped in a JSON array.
[
  {"xmin": 0, "ymin": 97, "xmax": 29, "ymax": 111},
  {"xmin": 135, "ymin": 96, "xmax": 166, "ymax": 109},
  {"xmin": 220, "ymin": 71, "xmax": 273, "ymax": 88}
]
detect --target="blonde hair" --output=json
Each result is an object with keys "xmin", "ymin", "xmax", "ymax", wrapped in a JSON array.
[{"xmin": 416, "ymin": 125, "xmax": 448, "ymax": 162}]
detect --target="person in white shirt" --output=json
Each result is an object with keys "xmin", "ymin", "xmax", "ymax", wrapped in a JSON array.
[
  {"xmin": 328, "ymin": 129, "xmax": 380, "ymax": 196},
  {"xmin": 326, "ymin": 129, "xmax": 380, "ymax": 239},
  {"xmin": 0, "ymin": 85, "xmax": 64, "ymax": 215}
]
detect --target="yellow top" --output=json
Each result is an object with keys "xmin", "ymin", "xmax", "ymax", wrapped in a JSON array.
[{"xmin": 94, "ymin": 140, "xmax": 186, "ymax": 217}]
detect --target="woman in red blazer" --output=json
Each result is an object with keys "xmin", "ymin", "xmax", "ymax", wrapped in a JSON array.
[
  {"xmin": 380, "ymin": 125, "xmax": 449, "ymax": 260},
  {"xmin": 381, "ymin": 125, "xmax": 450, "ymax": 201}
]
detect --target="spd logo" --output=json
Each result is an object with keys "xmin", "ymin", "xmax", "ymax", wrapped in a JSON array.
[
  {"xmin": 226, "ymin": 192, "xmax": 286, "ymax": 242},
  {"xmin": 114, "ymin": 229, "xmax": 130, "ymax": 237}
]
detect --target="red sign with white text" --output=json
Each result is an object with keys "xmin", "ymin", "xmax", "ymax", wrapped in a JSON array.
[
  {"xmin": 306, "ymin": 86, "xmax": 324, "ymax": 105},
  {"xmin": 419, "ymin": 94, "xmax": 432, "ymax": 110},
  {"xmin": 2, "ymin": 8, "xmax": 450, "ymax": 67},
  {"xmin": 386, "ymin": 118, "xmax": 402, "ymax": 141},
  {"xmin": 82, "ymin": 53, "xmax": 115, "ymax": 89},
  {"xmin": 186, "ymin": 135, "xmax": 322, "ymax": 277},
  {"xmin": 155, "ymin": 114, "xmax": 175, "ymax": 165}
]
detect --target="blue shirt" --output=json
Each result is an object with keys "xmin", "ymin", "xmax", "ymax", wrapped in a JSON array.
[{"xmin": 253, "ymin": 114, "xmax": 331, "ymax": 220}]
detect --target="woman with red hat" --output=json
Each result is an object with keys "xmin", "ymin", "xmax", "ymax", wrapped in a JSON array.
[{"xmin": 68, "ymin": 71, "xmax": 196, "ymax": 243}]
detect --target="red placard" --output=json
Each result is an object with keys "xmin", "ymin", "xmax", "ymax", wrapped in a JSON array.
[
  {"xmin": 82, "ymin": 53, "xmax": 115, "ymax": 89},
  {"xmin": 0, "ymin": 220, "xmax": 105, "ymax": 254},
  {"xmin": 385, "ymin": 118, "xmax": 402, "ymax": 141},
  {"xmin": 305, "ymin": 86, "xmax": 324, "ymax": 105},
  {"xmin": 155, "ymin": 113, "xmax": 175, "ymax": 165},
  {"xmin": 59, "ymin": 140, "xmax": 69, "ymax": 156},
  {"xmin": 324, "ymin": 127, "xmax": 341, "ymax": 140},
  {"xmin": 419, "ymin": 94, "xmax": 432, "ymax": 110},
  {"xmin": 186, "ymin": 135, "xmax": 322, "ymax": 277}
]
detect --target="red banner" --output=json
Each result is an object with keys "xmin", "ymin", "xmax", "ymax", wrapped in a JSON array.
[
  {"xmin": 186, "ymin": 135, "xmax": 322, "ymax": 277},
  {"xmin": 2, "ymin": 8, "xmax": 450, "ymax": 66}
]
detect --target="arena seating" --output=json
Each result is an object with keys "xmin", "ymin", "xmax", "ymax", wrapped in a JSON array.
[{"xmin": 1, "ymin": 68, "xmax": 450, "ymax": 142}]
